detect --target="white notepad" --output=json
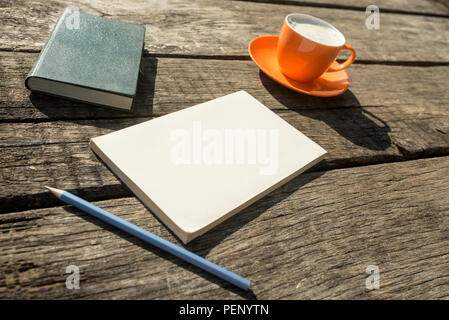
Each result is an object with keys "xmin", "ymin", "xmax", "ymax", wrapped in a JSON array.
[{"xmin": 90, "ymin": 91, "xmax": 327, "ymax": 243}]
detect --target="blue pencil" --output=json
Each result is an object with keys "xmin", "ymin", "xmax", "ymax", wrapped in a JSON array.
[{"xmin": 45, "ymin": 186, "xmax": 250, "ymax": 291}]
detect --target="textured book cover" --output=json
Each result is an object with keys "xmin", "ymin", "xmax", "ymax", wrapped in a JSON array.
[
  {"xmin": 90, "ymin": 91, "xmax": 327, "ymax": 243},
  {"xmin": 25, "ymin": 7, "xmax": 145, "ymax": 110}
]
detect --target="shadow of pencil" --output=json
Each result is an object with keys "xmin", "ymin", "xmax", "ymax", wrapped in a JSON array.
[
  {"xmin": 65, "ymin": 150, "xmax": 324, "ymax": 299},
  {"xmin": 90, "ymin": 150, "xmax": 325, "ymax": 257},
  {"xmin": 62, "ymin": 204, "xmax": 258, "ymax": 299}
]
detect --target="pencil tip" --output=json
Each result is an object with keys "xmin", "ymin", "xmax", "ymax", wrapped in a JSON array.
[{"xmin": 44, "ymin": 186, "xmax": 64, "ymax": 198}]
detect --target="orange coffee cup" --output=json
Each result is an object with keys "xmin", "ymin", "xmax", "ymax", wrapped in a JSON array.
[{"xmin": 277, "ymin": 13, "xmax": 355, "ymax": 83}]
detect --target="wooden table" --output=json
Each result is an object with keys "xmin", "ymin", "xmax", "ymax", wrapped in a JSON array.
[{"xmin": 1, "ymin": 0, "xmax": 449, "ymax": 299}]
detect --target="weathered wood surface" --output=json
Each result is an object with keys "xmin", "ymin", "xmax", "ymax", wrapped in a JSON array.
[
  {"xmin": 1, "ymin": 0, "xmax": 449, "ymax": 300},
  {"xmin": 1, "ymin": 156, "xmax": 448, "ymax": 299},
  {"xmin": 2, "ymin": 53, "xmax": 449, "ymax": 213},
  {"xmin": 243, "ymin": 0, "xmax": 449, "ymax": 16},
  {"xmin": 3, "ymin": 97, "xmax": 449, "ymax": 213},
  {"xmin": 0, "ymin": 113, "xmax": 399, "ymax": 213},
  {"xmin": 1, "ymin": 0, "xmax": 449, "ymax": 62},
  {"xmin": 2, "ymin": 52, "xmax": 449, "ymax": 121}
]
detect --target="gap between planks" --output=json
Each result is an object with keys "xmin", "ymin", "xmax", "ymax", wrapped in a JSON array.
[
  {"xmin": 1, "ymin": 153, "xmax": 449, "ymax": 215},
  {"xmin": 2, "ymin": 54, "xmax": 449, "ymax": 213},
  {"xmin": 2, "ymin": 0, "xmax": 449, "ymax": 61},
  {"xmin": 2, "ymin": 47, "xmax": 449, "ymax": 67},
  {"xmin": 234, "ymin": 0, "xmax": 449, "ymax": 18},
  {"xmin": 1, "ymin": 156, "xmax": 449, "ymax": 298}
]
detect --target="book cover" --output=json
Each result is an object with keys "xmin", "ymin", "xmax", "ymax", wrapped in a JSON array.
[
  {"xmin": 25, "ymin": 7, "xmax": 145, "ymax": 110},
  {"xmin": 90, "ymin": 91, "xmax": 327, "ymax": 243}
]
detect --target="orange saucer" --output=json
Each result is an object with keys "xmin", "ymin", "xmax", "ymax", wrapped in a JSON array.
[{"xmin": 248, "ymin": 35, "xmax": 350, "ymax": 97}]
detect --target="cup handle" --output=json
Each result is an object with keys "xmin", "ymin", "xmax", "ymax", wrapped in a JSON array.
[{"xmin": 327, "ymin": 43, "xmax": 356, "ymax": 72}]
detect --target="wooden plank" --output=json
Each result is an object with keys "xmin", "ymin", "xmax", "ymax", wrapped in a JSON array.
[
  {"xmin": 1, "ymin": 156, "xmax": 448, "ymax": 299},
  {"xmin": 0, "ymin": 111, "xmax": 399, "ymax": 212},
  {"xmin": 2, "ymin": 51, "xmax": 449, "ymax": 212},
  {"xmin": 2, "ymin": 95, "xmax": 449, "ymax": 213},
  {"xmin": 1, "ymin": 0, "xmax": 449, "ymax": 61},
  {"xmin": 2, "ymin": 51, "xmax": 449, "ymax": 121},
  {"xmin": 242, "ymin": 0, "xmax": 449, "ymax": 16}
]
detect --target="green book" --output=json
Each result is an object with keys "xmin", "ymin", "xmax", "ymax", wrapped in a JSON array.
[{"xmin": 25, "ymin": 7, "xmax": 145, "ymax": 111}]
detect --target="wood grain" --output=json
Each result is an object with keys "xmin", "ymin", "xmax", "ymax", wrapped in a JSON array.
[
  {"xmin": 1, "ymin": 0, "xmax": 449, "ymax": 300},
  {"xmin": 2, "ymin": 51, "xmax": 449, "ymax": 121},
  {"xmin": 1, "ymin": 0, "xmax": 449, "ymax": 61},
  {"xmin": 2, "ymin": 53, "xmax": 449, "ymax": 212},
  {"xmin": 241, "ymin": 0, "xmax": 449, "ymax": 16},
  {"xmin": 2, "ymin": 96, "xmax": 449, "ymax": 213},
  {"xmin": 1, "ymin": 156, "xmax": 448, "ymax": 299}
]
